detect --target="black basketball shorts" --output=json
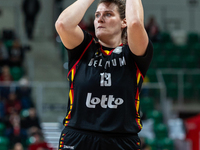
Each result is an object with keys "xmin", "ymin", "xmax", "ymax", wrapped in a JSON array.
[{"xmin": 58, "ymin": 127, "xmax": 141, "ymax": 150}]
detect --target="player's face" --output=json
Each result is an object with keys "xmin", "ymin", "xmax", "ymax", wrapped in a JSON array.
[{"xmin": 94, "ymin": 2, "xmax": 125, "ymax": 41}]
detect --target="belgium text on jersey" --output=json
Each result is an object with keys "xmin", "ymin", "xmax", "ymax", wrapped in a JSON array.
[{"xmin": 88, "ymin": 56, "xmax": 126, "ymax": 69}]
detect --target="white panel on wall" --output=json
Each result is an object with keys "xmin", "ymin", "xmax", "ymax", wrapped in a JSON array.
[
  {"xmin": 0, "ymin": 1, "xmax": 20, "ymax": 36},
  {"xmin": 34, "ymin": 0, "xmax": 54, "ymax": 39},
  {"xmin": 0, "ymin": 7, "xmax": 15, "ymax": 30},
  {"xmin": 0, "ymin": 0, "xmax": 55, "ymax": 40}
]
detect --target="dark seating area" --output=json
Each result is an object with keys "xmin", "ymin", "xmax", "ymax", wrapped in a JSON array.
[
  {"xmin": 0, "ymin": 29, "xmax": 53, "ymax": 150},
  {"xmin": 138, "ymin": 30, "xmax": 200, "ymax": 150},
  {"xmin": 146, "ymin": 31, "xmax": 200, "ymax": 100}
]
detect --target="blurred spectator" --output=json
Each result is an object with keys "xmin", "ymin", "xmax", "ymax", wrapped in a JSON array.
[
  {"xmin": 17, "ymin": 78, "xmax": 34, "ymax": 109},
  {"xmin": 21, "ymin": 107, "xmax": 41, "ymax": 136},
  {"xmin": 8, "ymin": 40, "xmax": 25, "ymax": 67},
  {"xmin": 145, "ymin": 16, "xmax": 160, "ymax": 43},
  {"xmin": 5, "ymin": 92, "xmax": 21, "ymax": 116},
  {"xmin": 0, "ymin": 95, "xmax": 5, "ymax": 121},
  {"xmin": 141, "ymin": 76, "xmax": 150, "ymax": 97},
  {"xmin": 0, "ymin": 39, "xmax": 9, "ymax": 66},
  {"xmin": 78, "ymin": 19, "xmax": 87, "ymax": 31},
  {"xmin": 22, "ymin": 0, "xmax": 41, "ymax": 40},
  {"xmin": 2, "ymin": 29, "xmax": 16, "ymax": 41},
  {"xmin": 0, "ymin": 65, "xmax": 13, "ymax": 82},
  {"xmin": 140, "ymin": 137, "xmax": 151, "ymax": 150},
  {"xmin": 0, "ymin": 83, "xmax": 11, "ymax": 100},
  {"xmin": 6, "ymin": 111, "xmax": 27, "ymax": 149},
  {"xmin": 0, "ymin": 65, "xmax": 13, "ymax": 99},
  {"xmin": 13, "ymin": 142, "xmax": 24, "ymax": 150},
  {"xmin": 28, "ymin": 131, "xmax": 53, "ymax": 150}
]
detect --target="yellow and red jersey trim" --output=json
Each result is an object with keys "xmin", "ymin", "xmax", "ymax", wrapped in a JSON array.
[
  {"xmin": 100, "ymin": 43, "xmax": 123, "ymax": 56},
  {"xmin": 65, "ymin": 38, "xmax": 94, "ymax": 127},
  {"xmin": 67, "ymin": 38, "xmax": 94, "ymax": 78},
  {"xmin": 134, "ymin": 63, "xmax": 144, "ymax": 130}
]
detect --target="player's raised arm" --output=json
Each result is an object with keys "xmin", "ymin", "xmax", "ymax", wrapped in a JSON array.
[
  {"xmin": 55, "ymin": 0, "xmax": 95, "ymax": 49},
  {"xmin": 126, "ymin": 0, "xmax": 149, "ymax": 56}
]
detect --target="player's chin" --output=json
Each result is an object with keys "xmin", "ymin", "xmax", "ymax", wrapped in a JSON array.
[{"xmin": 95, "ymin": 31, "xmax": 108, "ymax": 40}]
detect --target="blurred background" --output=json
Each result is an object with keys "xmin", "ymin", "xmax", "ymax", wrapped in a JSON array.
[{"xmin": 0, "ymin": 0, "xmax": 200, "ymax": 150}]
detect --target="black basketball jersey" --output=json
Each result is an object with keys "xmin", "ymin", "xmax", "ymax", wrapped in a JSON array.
[{"xmin": 64, "ymin": 30, "xmax": 153, "ymax": 134}]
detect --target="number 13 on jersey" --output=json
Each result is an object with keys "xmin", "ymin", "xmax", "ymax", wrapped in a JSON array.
[{"xmin": 100, "ymin": 73, "xmax": 111, "ymax": 87}]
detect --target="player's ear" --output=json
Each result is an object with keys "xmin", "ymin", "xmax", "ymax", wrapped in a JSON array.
[{"xmin": 121, "ymin": 18, "xmax": 127, "ymax": 29}]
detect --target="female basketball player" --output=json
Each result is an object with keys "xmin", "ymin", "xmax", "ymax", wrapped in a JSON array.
[{"xmin": 55, "ymin": 0, "xmax": 153, "ymax": 149}]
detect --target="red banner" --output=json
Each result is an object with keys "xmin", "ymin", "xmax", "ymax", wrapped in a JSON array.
[{"xmin": 184, "ymin": 114, "xmax": 200, "ymax": 150}]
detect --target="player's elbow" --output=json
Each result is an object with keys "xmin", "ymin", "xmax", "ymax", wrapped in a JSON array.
[
  {"xmin": 55, "ymin": 19, "xmax": 76, "ymax": 35},
  {"xmin": 55, "ymin": 20, "xmax": 65, "ymax": 33}
]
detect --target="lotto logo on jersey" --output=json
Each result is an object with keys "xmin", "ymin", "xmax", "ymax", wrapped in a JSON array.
[{"xmin": 86, "ymin": 93, "xmax": 124, "ymax": 109}]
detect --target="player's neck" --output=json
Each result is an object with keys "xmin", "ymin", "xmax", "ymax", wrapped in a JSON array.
[{"xmin": 99, "ymin": 37, "xmax": 122, "ymax": 48}]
